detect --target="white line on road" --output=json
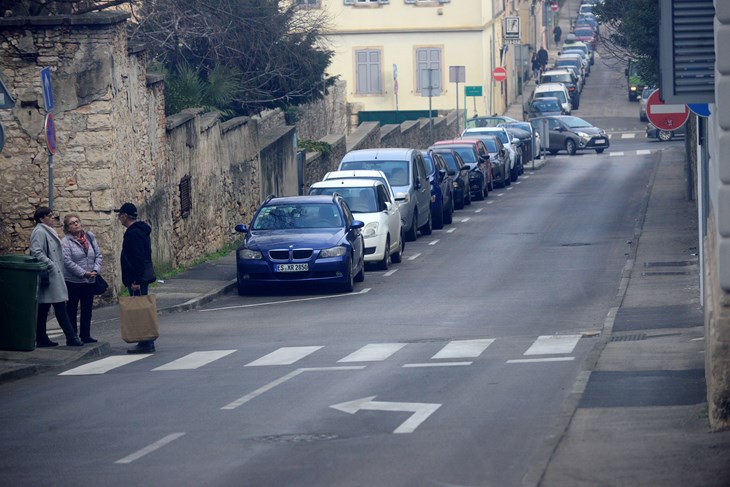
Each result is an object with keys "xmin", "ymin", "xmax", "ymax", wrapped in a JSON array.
[
  {"xmin": 637, "ymin": 149, "xmax": 651, "ymax": 155},
  {"xmin": 115, "ymin": 433, "xmax": 186, "ymax": 464},
  {"xmin": 621, "ymin": 133, "xmax": 636, "ymax": 139},
  {"xmin": 475, "ymin": 208, "xmax": 484, "ymax": 213},
  {"xmin": 610, "ymin": 152, "xmax": 625, "ymax": 157},
  {"xmin": 338, "ymin": 343, "xmax": 407, "ymax": 363},
  {"xmin": 403, "ymin": 362, "xmax": 472, "ymax": 368},
  {"xmin": 524, "ymin": 335, "xmax": 582, "ymax": 355},
  {"xmin": 60, "ymin": 355, "xmax": 150, "ymax": 375},
  {"xmin": 447, "ymin": 228, "xmax": 456, "ymax": 233},
  {"xmin": 428, "ymin": 239, "xmax": 439, "ymax": 246},
  {"xmin": 487, "ymin": 200, "xmax": 494, "ymax": 204},
  {"xmin": 222, "ymin": 366, "xmax": 365, "ymax": 410},
  {"xmin": 152, "ymin": 350, "xmax": 236, "ymax": 371},
  {"xmin": 461, "ymin": 217, "xmax": 471, "ymax": 222},
  {"xmin": 432, "ymin": 338, "xmax": 495, "ymax": 359},
  {"xmin": 408, "ymin": 253, "xmax": 421, "ymax": 261},
  {"xmin": 246, "ymin": 346, "xmax": 323, "ymax": 366},
  {"xmin": 383, "ymin": 269, "xmax": 398, "ymax": 277},
  {"xmin": 201, "ymin": 287, "xmax": 371, "ymax": 312},
  {"xmin": 506, "ymin": 357, "xmax": 575, "ymax": 364}
]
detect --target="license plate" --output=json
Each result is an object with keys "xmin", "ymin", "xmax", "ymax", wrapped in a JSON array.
[
  {"xmin": 594, "ymin": 139, "xmax": 606, "ymax": 144},
  {"xmin": 275, "ymin": 263, "xmax": 308, "ymax": 272}
]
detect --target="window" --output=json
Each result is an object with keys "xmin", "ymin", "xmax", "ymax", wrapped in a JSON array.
[
  {"xmin": 415, "ymin": 48, "xmax": 441, "ymax": 96},
  {"xmin": 344, "ymin": 0, "xmax": 389, "ymax": 5},
  {"xmin": 296, "ymin": 0, "xmax": 320, "ymax": 6},
  {"xmin": 355, "ymin": 49, "xmax": 382, "ymax": 94}
]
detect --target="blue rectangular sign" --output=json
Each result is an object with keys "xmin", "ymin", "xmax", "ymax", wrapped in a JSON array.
[{"xmin": 41, "ymin": 67, "xmax": 53, "ymax": 111}]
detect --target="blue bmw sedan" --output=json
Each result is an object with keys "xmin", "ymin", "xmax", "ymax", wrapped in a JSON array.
[{"xmin": 234, "ymin": 195, "xmax": 365, "ymax": 294}]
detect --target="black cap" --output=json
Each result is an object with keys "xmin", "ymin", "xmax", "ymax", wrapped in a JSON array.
[{"xmin": 114, "ymin": 202, "xmax": 138, "ymax": 218}]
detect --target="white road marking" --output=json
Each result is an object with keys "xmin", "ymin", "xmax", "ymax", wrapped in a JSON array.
[
  {"xmin": 432, "ymin": 338, "xmax": 495, "ymax": 359},
  {"xmin": 621, "ymin": 133, "xmax": 636, "ymax": 139},
  {"xmin": 487, "ymin": 200, "xmax": 494, "ymax": 204},
  {"xmin": 461, "ymin": 217, "xmax": 471, "ymax": 222},
  {"xmin": 338, "ymin": 343, "xmax": 407, "ymax": 363},
  {"xmin": 428, "ymin": 239, "xmax": 439, "ymax": 246},
  {"xmin": 475, "ymin": 208, "xmax": 484, "ymax": 213},
  {"xmin": 691, "ymin": 337, "xmax": 705, "ymax": 341},
  {"xmin": 408, "ymin": 253, "xmax": 421, "ymax": 261},
  {"xmin": 330, "ymin": 396, "xmax": 441, "ymax": 434},
  {"xmin": 152, "ymin": 350, "xmax": 236, "ymax": 371},
  {"xmin": 447, "ymin": 228, "xmax": 456, "ymax": 233},
  {"xmin": 610, "ymin": 152, "xmax": 625, "ymax": 157},
  {"xmin": 222, "ymin": 366, "xmax": 364, "ymax": 410},
  {"xmin": 403, "ymin": 362, "xmax": 472, "ymax": 368},
  {"xmin": 637, "ymin": 149, "xmax": 651, "ymax": 155},
  {"xmin": 524, "ymin": 335, "xmax": 582, "ymax": 355},
  {"xmin": 246, "ymin": 346, "xmax": 322, "ymax": 366},
  {"xmin": 383, "ymin": 269, "xmax": 398, "ymax": 277},
  {"xmin": 201, "ymin": 287, "xmax": 371, "ymax": 312},
  {"xmin": 115, "ymin": 433, "xmax": 186, "ymax": 464},
  {"xmin": 507, "ymin": 357, "xmax": 575, "ymax": 364},
  {"xmin": 60, "ymin": 355, "xmax": 150, "ymax": 375}
]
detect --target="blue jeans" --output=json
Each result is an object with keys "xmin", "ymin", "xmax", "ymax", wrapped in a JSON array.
[{"xmin": 127, "ymin": 283, "xmax": 155, "ymax": 348}]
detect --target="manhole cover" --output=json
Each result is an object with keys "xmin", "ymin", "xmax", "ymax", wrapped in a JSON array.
[
  {"xmin": 642, "ymin": 271, "xmax": 692, "ymax": 276},
  {"xmin": 644, "ymin": 260, "xmax": 696, "ymax": 268}
]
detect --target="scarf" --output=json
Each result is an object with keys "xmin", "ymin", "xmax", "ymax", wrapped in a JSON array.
[{"xmin": 74, "ymin": 231, "xmax": 89, "ymax": 254}]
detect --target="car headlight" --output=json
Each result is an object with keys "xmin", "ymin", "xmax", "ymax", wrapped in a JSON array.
[
  {"xmin": 576, "ymin": 131, "xmax": 591, "ymax": 140},
  {"xmin": 469, "ymin": 171, "xmax": 479, "ymax": 180},
  {"xmin": 320, "ymin": 246, "xmax": 347, "ymax": 258},
  {"xmin": 238, "ymin": 248, "xmax": 263, "ymax": 260},
  {"xmin": 363, "ymin": 222, "xmax": 379, "ymax": 238}
]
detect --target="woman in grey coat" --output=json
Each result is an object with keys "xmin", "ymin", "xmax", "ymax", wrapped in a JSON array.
[
  {"xmin": 29, "ymin": 207, "xmax": 83, "ymax": 347},
  {"xmin": 62, "ymin": 213, "xmax": 102, "ymax": 343}
]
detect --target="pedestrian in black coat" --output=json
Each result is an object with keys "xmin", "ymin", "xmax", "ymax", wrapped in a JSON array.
[{"xmin": 554, "ymin": 25, "xmax": 562, "ymax": 44}]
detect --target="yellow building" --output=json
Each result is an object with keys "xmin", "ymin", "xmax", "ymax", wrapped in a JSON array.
[{"xmin": 302, "ymin": 0, "xmax": 545, "ymax": 122}]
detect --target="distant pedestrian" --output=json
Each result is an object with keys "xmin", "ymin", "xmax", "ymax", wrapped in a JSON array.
[
  {"xmin": 115, "ymin": 202, "xmax": 157, "ymax": 354},
  {"xmin": 61, "ymin": 214, "xmax": 102, "ymax": 344},
  {"xmin": 537, "ymin": 46, "xmax": 549, "ymax": 71},
  {"xmin": 554, "ymin": 25, "xmax": 562, "ymax": 44},
  {"xmin": 531, "ymin": 52, "xmax": 541, "ymax": 80},
  {"xmin": 29, "ymin": 206, "xmax": 83, "ymax": 347}
]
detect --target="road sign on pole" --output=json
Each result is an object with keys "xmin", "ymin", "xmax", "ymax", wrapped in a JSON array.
[
  {"xmin": 492, "ymin": 67, "xmax": 507, "ymax": 83},
  {"xmin": 646, "ymin": 89, "xmax": 690, "ymax": 131},
  {"xmin": 551, "ymin": 2, "xmax": 559, "ymax": 12},
  {"xmin": 0, "ymin": 78, "xmax": 15, "ymax": 109},
  {"xmin": 41, "ymin": 67, "xmax": 54, "ymax": 111},
  {"xmin": 45, "ymin": 113, "xmax": 57, "ymax": 154}
]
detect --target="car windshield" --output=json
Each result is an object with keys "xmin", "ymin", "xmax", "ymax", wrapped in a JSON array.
[
  {"xmin": 543, "ymin": 74, "xmax": 571, "ymax": 83},
  {"xmin": 536, "ymin": 91, "xmax": 567, "ymax": 103},
  {"xmin": 532, "ymin": 99, "xmax": 562, "ymax": 111},
  {"xmin": 252, "ymin": 203, "xmax": 343, "ymax": 229},
  {"xmin": 575, "ymin": 29, "xmax": 593, "ymax": 37},
  {"xmin": 465, "ymin": 117, "xmax": 505, "ymax": 129},
  {"xmin": 422, "ymin": 153, "xmax": 436, "ymax": 174},
  {"xmin": 309, "ymin": 187, "xmax": 378, "ymax": 213},
  {"xmin": 561, "ymin": 116, "xmax": 593, "ymax": 129},
  {"xmin": 339, "ymin": 160, "xmax": 409, "ymax": 186},
  {"xmin": 480, "ymin": 138, "xmax": 498, "ymax": 152},
  {"xmin": 556, "ymin": 59, "xmax": 580, "ymax": 69},
  {"xmin": 435, "ymin": 152, "xmax": 461, "ymax": 172}
]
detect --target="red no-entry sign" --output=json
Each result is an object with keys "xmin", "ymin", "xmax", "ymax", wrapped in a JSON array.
[
  {"xmin": 646, "ymin": 89, "xmax": 689, "ymax": 131},
  {"xmin": 492, "ymin": 67, "xmax": 507, "ymax": 82}
]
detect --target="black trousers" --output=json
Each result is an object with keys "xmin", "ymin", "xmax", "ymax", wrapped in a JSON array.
[
  {"xmin": 36, "ymin": 301, "xmax": 76, "ymax": 343},
  {"xmin": 66, "ymin": 281, "xmax": 95, "ymax": 338}
]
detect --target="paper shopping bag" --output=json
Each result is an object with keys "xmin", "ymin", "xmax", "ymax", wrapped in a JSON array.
[{"xmin": 119, "ymin": 294, "xmax": 159, "ymax": 343}]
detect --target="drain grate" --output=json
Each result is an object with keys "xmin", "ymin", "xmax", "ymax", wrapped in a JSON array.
[
  {"xmin": 254, "ymin": 433, "xmax": 339, "ymax": 444},
  {"xmin": 561, "ymin": 242, "xmax": 592, "ymax": 247},
  {"xmin": 642, "ymin": 271, "xmax": 692, "ymax": 276},
  {"xmin": 644, "ymin": 261, "xmax": 696, "ymax": 268},
  {"xmin": 611, "ymin": 333, "xmax": 647, "ymax": 342}
]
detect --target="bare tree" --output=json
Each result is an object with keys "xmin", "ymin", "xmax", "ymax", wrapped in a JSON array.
[{"xmin": 1, "ymin": 0, "xmax": 134, "ymax": 16}]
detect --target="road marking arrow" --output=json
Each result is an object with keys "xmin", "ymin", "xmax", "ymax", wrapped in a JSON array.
[{"xmin": 330, "ymin": 396, "xmax": 441, "ymax": 434}]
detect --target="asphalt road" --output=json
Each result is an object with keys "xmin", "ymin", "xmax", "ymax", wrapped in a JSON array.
[{"xmin": 0, "ymin": 51, "xmax": 686, "ymax": 486}]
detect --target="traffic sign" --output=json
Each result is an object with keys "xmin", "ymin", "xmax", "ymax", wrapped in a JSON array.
[
  {"xmin": 0, "ymin": 78, "xmax": 15, "ymax": 109},
  {"xmin": 465, "ymin": 85, "xmax": 482, "ymax": 97},
  {"xmin": 551, "ymin": 2, "xmax": 559, "ymax": 12},
  {"xmin": 688, "ymin": 103, "xmax": 711, "ymax": 117},
  {"xmin": 44, "ymin": 113, "xmax": 57, "ymax": 154},
  {"xmin": 646, "ymin": 90, "xmax": 689, "ymax": 131},
  {"xmin": 41, "ymin": 67, "xmax": 54, "ymax": 111},
  {"xmin": 492, "ymin": 67, "xmax": 507, "ymax": 82}
]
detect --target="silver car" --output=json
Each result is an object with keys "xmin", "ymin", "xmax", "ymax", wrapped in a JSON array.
[{"xmin": 338, "ymin": 148, "xmax": 432, "ymax": 241}]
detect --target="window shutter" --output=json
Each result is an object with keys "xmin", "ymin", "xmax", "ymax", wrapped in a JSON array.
[{"xmin": 659, "ymin": 0, "xmax": 715, "ymax": 103}]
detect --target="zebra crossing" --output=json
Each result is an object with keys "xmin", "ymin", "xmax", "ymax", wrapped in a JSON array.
[{"xmin": 59, "ymin": 334, "xmax": 584, "ymax": 376}]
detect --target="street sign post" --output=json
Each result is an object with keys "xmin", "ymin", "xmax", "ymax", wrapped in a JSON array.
[
  {"xmin": 646, "ymin": 89, "xmax": 690, "ymax": 131},
  {"xmin": 41, "ymin": 67, "xmax": 54, "ymax": 112},
  {"xmin": 492, "ymin": 67, "xmax": 507, "ymax": 83},
  {"xmin": 450, "ymin": 66, "xmax": 466, "ymax": 134},
  {"xmin": 44, "ymin": 112, "xmax": 57, "ymax": 208}
]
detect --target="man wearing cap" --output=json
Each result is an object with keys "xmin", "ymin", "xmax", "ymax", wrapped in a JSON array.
[{"xmin": 115, "ymin": 202, "xmax": 156, "ymax": 354}]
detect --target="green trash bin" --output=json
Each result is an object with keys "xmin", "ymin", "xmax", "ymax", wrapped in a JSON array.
[{"xmin": 0, "ymin": 254, "xmax": 48, "ymax": 351}]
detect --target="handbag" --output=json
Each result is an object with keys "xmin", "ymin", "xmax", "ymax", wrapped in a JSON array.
[
  {"xmin": 141, "ymin": 260, "xmax": 156, "ymax": 284},
  {"xmin": 119, "ymin": 293, "xmax": 159, "ymax": 343},
  {"xmin": 93, "ymin": 274, "xmax": 109, "ymax": 295}
]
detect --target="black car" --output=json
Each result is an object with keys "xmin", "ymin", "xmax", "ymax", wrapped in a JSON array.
[
  {"xmin": 461, "ymin": 134, "xmax": 511, "ymax": 188},
  {"xmin": 525, "ymin": 96, "xmax": 565, "ymax": 119},
  {"xmin": 422, "ymin": 150, "xmax": 454, "ymax": 229},
  {"xmin": 429, "ymin": 148, "xmax": 471, "ymax": 210},
  {"xmin": 529, "ymin": 115, "xmax": 610, "ymax": 155}
]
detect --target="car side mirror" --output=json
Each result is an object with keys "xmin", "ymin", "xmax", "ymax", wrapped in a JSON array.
[
  {"xmin": 438, "ymin": 168, "xmax": 447, "ymax": 182},
  {"xmin": 234, "ymin": 223, "xmax": 249, "ymax": 233},
  {"xmin": 384, "ymin": 201, "xmax": 392, "ymax": 212},
  {"xmin": 350, "ymin": 220, "xmax": 365, "ymax": 230},
  {"xmin": 460, "ymin": 166, "xmax": 470, "ymax": 172}
]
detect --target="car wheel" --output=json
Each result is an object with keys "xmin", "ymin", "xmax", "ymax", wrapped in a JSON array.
[
  {"xmin": 376, "ymin": 236, "xmax": 390, "ymax": 270},
  {"xmin": 419, "ymin": 210, "xmax": 433, "ymax": 236},
  {"xmin": 392, "ymin": 232, "xmax": 404, "ymax": 263},
  {"xmin": 405, "ymin": 211, "xmax": 418, "ymax": 241},
  {"xmin": 432, "ymin": 204, "xmax": 444, "ymax": 229},
  {"xmin": 596, "ymin": 148, "xmax": 605, "ymax": 154},
  {"xmin": 444, "ymin": 195, "xmax": 454, "ymax": 224},
  {"xmin": 658, "ymin": 130, "xmax": 673, "ymax": 142},
  {"xmin": 566, "ymin": 139, "xmax": 577, "ymax": 155},
  {"xmin": 511, "ymin": 164, "xmax": 518, "ymax": 182},
  {"xmin": 355, "ymin": 252, "xmax": 365, "ymax": 282},
  {"xmin": 455, "ymin": 190, "xmax": 465, "ymax": 210},
  {"xmin": 341, "ymin": 257, "xmax": 355, "ymax": 292},
  {"xmin": 474, "ymin": 179, "xmax": 485, "ymax": 201},
  {"xmin": 465, "ymin": 189, "xmax": 472, "ymax": 206},
  {"xmin": 505, "ymin": 169, "xmax": 511, "ymax": 186}
]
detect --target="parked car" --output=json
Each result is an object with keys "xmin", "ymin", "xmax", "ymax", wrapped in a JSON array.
[
  {"xmin": 464, "ymin": 115, "xmax": 519, "ymax": 130},
  {"xmin": 429, "ymin": 148, "xmax": 471, "ymax": 209},
  {"xmin": 540, "ymin": 68, "xmax": 581, "ymax": 108},
  {"xmin": 461, "ymin": 134, "xmax": 511, "ymax": 188},
  {"xmin": 234, "ymin": 195, "xmax": 365, "ymax": 294},
  {"xmin": 573, "ymin": 27, "xmax": 596, "ymax": 51},
  {"xmin": 338, "ymin": 148, "xmax": 432, "ymax": 242},
  {"xmin": 422, "ymin": 150, "xmax": 454, "ymax": 229},
  {"xmin": 639, "ymin": 86, "xmax": 655, "ymax": 122},
  {"xmin": 322, "ymin": 169, "xmax": 395, "ymax": 201},
  {"xmin": 559, "ymin": 50, "xmax": 590, "ymax": 78},
  {"xmin": 462, "ymin": 126, "xmax": 520, "ymax": 182},
  {"xmin": 525, "ymin": 96, "xmax": 566, "ymax": 118},
  {"xmin": 529, "ymin": 115, "xmax": 610, "ymax": 155},
  {"xmin": 309, "ymin": 179, "xmax": 403, "ymax": 270},
  {"xmin": 501, "ymin": 121, "xmax": 541, "ymax": 163},
  {"xmin": 646, "ymin": 122, "xmax": 687, "ymax": 141},
  {"xmin": 430, "ymin": 139, "xmax": 492, "ymax": 200},
  {"xmin": 533, "ymin": 82, "xmax": 573, "ymax": 115}
]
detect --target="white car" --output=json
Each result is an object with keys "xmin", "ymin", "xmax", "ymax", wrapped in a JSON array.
[
  {"xmin": 461, "ymin": 126, "xmax": 519, "ymax": 179},
  {"xmin": 533, "ymin": 82, "xmax": 573, "ymax": 115},
  {"xmin": 309, "ymin": 178, "xmax": 403, "ymax": 270},
  {"xmin": 322, "ymin": 169, "xmax": 396, "ymax": 202}
]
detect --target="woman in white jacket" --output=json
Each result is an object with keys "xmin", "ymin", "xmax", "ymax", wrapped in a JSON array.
[
  {"xmin": 61, "ymin": 213, "xmax": 103, "ymax": 343},
  {"xmin": 29, "ymin": 207, "xmax": 83, "ymax": 347}
]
